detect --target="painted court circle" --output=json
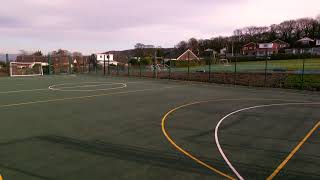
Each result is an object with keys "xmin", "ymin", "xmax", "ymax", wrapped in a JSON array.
[{"xmin": 48, "ymin": 82, "xmax": 127, "ymax": 92}]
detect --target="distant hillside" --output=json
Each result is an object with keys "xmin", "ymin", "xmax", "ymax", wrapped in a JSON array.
[{"xmin": 0, "ymin": 54, "xmax": 18, "ymax": 62}]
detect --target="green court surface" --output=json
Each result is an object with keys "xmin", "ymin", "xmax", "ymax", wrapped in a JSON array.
[{"xmin": 0, "ymin": 75, "xmax": 319, "ymax": 180}]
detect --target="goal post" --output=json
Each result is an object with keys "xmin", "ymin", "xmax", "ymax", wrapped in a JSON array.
[{"xmin": 10, "ymin": 62, "xmax": 44, "ymax": 77}]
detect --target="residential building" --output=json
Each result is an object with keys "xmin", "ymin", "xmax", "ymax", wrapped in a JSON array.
[
  {"xmin": 242, "ymin": 42, "xmax": 257, "ymax": 56},
  {"xmin": 243, "ymin": 40, "xmax": 289, "ymax": 56}
]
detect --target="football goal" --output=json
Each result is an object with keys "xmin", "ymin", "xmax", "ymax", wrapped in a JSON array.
[{"xmin": 10, "ymin": 62, "xmax": 44, "ymax": 77}]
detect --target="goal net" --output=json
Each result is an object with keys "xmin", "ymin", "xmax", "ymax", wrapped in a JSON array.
[{"xmin": 10, "ymin": 62, "xmax": 44, "ymax": 77}]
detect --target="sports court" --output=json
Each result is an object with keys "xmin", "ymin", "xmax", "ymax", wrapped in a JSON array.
[{"xmin": 0, "ymin": 75, "xmax": 319, "ymax": 180}]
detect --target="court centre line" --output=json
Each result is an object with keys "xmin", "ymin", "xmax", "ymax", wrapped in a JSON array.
[
  {"xmin": 0, "ymin": 85, "xmax": 180, "ymax": 109},
  {"xmin": 214, "ymin": 102, "xmax": 320, "ymax": 180},
  {"xmin": 267, "ymin": 120, "xmax": 320, "ymax": 180}
]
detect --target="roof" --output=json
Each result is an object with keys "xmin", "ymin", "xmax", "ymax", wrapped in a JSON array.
[
  {"xmin": 176, "ymin": 49, "xmax": 199, "ymax": 61},
  {"xmin": 298, "ymin": 37, "xmax": 314, "ymax": 42},
  {"xmin": 243, "ymin": 42, "xmax": 256, "ymax": 47},
  {"xmin": 272, "ymin": 39, "xmax": 289, "ymax": 45}
]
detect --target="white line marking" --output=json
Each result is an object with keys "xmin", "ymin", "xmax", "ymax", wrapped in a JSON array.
[
  {"xmin": 214, "ymin": 102, "xmax": 320, "ymax": 180},
  {"xmin": 0, "ymin": 88, "xmax": 49, "ymax": 94},
  {"xmin": 48, "ymin": 82, "xmax": 127, "ymax": 92}
]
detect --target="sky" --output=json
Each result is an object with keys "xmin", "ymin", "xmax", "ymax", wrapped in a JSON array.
[{"xmin": 0, "ymin": 0, "xmax": 319, "ymax": 54}]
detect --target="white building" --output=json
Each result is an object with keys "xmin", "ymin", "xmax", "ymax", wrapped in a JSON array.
[
  {"xmin": 96, "ymin": 53, "xmax": 119, "ymax": 66},
  {"xmin": 96, "ymin": 53, "xmax": 114, "ymax": 61},
  {"xmin": 316, "ymin": 39, "xmax": 320, "ymax": 46}
]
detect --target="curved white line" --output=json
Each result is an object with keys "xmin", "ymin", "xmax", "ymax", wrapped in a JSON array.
[
  {"xmin": 214, "ymin": 102, "xmax": 320, "ymax": 180},
  {"xmin": 48, "ymin": 82, "xmax": 127, "ymax": 92}
]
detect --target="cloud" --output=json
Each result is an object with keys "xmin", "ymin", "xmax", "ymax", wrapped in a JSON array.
[{"xmin": 0, "ymin": 0, "xmax": 319, "ymax": 54}]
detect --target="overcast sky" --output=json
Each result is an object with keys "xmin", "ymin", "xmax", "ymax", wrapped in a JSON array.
[{"xmin": 0, "ymin": 0, "xmax": 319, "ymax": 54}]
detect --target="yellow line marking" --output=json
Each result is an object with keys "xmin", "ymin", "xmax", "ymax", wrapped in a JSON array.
[
  {"xmin": 267, "ymin": 121, "xmax": 320, "ymax": 180},
  {"xmin": 0, "ymin": 86, "xmax": 179, "ymax": 108},
  {"xmin": 161, "ymin": 101, "xmax": 236, "ymax": 180}
]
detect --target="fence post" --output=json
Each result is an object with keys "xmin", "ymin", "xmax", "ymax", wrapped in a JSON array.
[
  {"xmin": 139, "ymin": 58, "xmax": 142, "ymax": 78},
  {"xmin": 234, "ymin": 54, "xmax": 237, "ymax": 85},
  {"xmin": 48, "ymin": 54, "xmax": 51, "ymax": 75},
  {"xmin": 128, "ymin": 63, "xmax": 130, "ymax": 76},
  {"xmin": 5, "ymin": 54, "xmax": 9, "ymax": 76},
  {"xmin": 301, "ymin": 57, "xmax": 306, "ymax": 89},
  {"xmin": 264, "ymin": 49, "xmax": 268, "ymax": 87},
  {"xmin": 153, "ymin": 51, "xmax": 157, "ymax": 78},
  {"xmin": 117, "ymin": 64, "xmax": 119, "ymax": 76},
  {"xmin": 107, "ymin": 56, "xmax": 110, "ymax": 76},
  {"xmin": 68, "ymin": 56, "xmax": 72, "ymax": 74},
  {"xmin": 103, "ymin": 55, "xmax": 106, "ymax": 75},
  {"xmin": 187, "ymin": 51, "xmax": 190, "ymax": 81},
  {"xmin": 209, "ymin": 55, "xmax": 212, "ymax": 82}
]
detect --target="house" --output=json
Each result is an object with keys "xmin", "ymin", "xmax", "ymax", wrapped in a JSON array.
[
  {"xmin": 242, "ymin": 42, "xmax": 257, "ymax": 56},
  {"xmin": 256, "ymin": 43, "xmax": 284, "ymax": 57},
  {"xmin": 96, "ymin": 53, "xmax": 114, "ymax": 61},
  {"xmin": 174, "ymin": 49, "xmax": 200, "ymax": 61},
  {"xmin": 272, "ymin": 39, "xmax": 290, "ymax": 49},
  {"xmin": 297, "ymin": 37, "xmax": 314, "ymax": 46},
  {"xmin": 243, "ymin": 40, "xmax": 289, "ymax": 56},
  {"xmin": 96, "ymin": 53, "xmax": 119, "ymax": 66}
]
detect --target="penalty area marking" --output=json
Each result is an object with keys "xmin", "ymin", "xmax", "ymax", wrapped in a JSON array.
[
  {"xmin": 214, "ymin": 102, "xmax": 320, "ymax": 180},
  {"xmin": 48, "ymin": 82, "xmax": 127, "ymax": 92}
]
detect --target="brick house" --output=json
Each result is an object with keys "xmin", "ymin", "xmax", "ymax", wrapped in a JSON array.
[
  {"xmin": 242, "ymin": 42, "xmax": 257, "ymax": 56},
  {"xmin": 243, "ymin": 40, "xmax": 289, "ymax": 56}
]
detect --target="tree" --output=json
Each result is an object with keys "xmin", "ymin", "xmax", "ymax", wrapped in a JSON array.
[
  {"xmin": 175, "ymin": 41, "xmax": 188, "ymax": 52},
  {"xmin": 33, "ymin": 50, "xmax": 43, "ymax": 56},
  {"xmin": 187, "ymin": 38, "xmax": 199, "ymax": 54}
]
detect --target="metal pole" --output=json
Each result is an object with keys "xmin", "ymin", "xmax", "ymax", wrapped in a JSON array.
[
  {"xmin": 153, "ymin": 51, "xmax": 157, "ymax": 78},
  {"xmin": 209, "ymin": 53, "xmax": 212, "ymax": 82},
  {"xmin": 301, "ymin": 58, "xmax": 305, "ymax": 89},
  {"xmin": 169, "ymin": 52, "xmax": 171, "ymax": 80},
  {"xmin": 103, "ymin": 55, "xmax": 106, "ymax": 75},
  {"xmin": 6, "ymin": 54, "xmax": 9, "ymax": 76},
  {"xmin": 48, "ymin": 54, "xmax": 51, "ymax": 75},
  {"xmin": 107, "ymin": 55, "xmax": 110, "ymax": 75},
  {"xmin": 188, "ymin": 51, "xmax": 190, "ymax": 80},
  {"xmin": 234, "ymin": 53, "xmax": 237, "ymax": 85},
  {"xmin": 116, "ymin": 64, "xmax": 119, "ymax": 76},
  {"xmin": 128, "ymin": 57, "xmax": 130, "ymax": 76},
  {"xmin": 68, "ymin": 56, "xmax": 72, "ymax": 74},
  {"xmin": 264, "ymin": 49, "xmax": 268, "ymax": 87}
]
